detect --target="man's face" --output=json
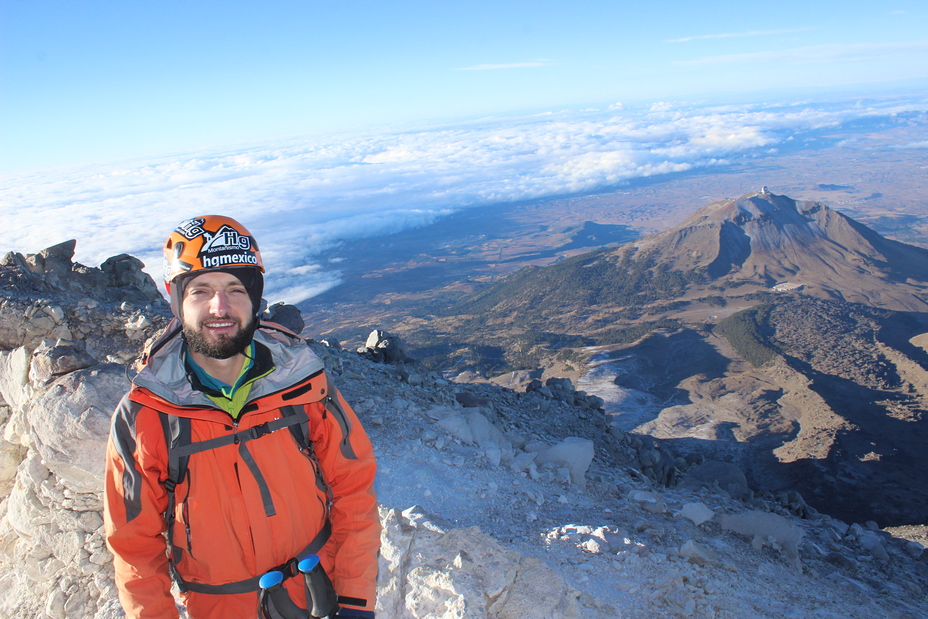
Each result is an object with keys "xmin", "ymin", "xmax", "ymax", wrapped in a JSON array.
[{"xmin": 181, "ymin": 271, "xmax": 255, "ymax": 359}]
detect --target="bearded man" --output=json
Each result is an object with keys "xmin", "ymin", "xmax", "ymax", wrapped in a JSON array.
[{"xmin": 104, "ymin": 215, "xmax": 379, "ymax": 619}]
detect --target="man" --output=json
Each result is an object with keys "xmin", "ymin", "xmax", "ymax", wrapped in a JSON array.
[{"xmin": 104, "ymin": 215, "xmax": 379, "ymax": 619}]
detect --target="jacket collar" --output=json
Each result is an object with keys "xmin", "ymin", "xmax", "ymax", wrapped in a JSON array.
[{"xmin": 133, "ymin": 320, "xmax": 325, "ymax": 411}]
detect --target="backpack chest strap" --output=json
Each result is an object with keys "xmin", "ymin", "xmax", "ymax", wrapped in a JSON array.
[{"xmin": 172, "ymin": 409, "xmax": 309, "ymax": 458}]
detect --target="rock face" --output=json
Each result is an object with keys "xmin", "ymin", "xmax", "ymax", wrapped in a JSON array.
[
  {"xmin": 0, "ymin": 242, "xmax": 169, "ymax": 619},
  {"xmin": 1, "ymin": 241, "xmax": 927, "ymax": 619},
  {"xmin": 379, "ymin": 506, "xmax": 581, "ymax": 619}
]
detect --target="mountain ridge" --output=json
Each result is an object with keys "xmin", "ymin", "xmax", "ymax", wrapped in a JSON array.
[
  {"xmin": 381, "ymin": 193, "xmax": 928, "ymax": 527},
  {"xmin": 454, "ymin": 191, "xmax": 928, "ymax": 327}
]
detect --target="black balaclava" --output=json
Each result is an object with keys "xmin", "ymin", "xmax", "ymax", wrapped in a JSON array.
[{"xmin": 170, "ymin": 267, "xmax": 264, "ymax": 322}]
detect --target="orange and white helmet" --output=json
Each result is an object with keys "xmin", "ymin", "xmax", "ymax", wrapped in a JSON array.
[{"xmin": 162, "ymin": 215, "xmax": 265, "ymax": 318}]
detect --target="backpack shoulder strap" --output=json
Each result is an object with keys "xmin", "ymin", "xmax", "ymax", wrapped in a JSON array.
[
  {"xmin": 158, "ymin": 410, "xmax": 192, "ymax": 492},
  {"xmin": 157, "ymin": 411, "xmax": 192, "ymax": 589}
]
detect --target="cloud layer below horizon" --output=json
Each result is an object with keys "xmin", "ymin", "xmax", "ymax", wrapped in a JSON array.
[{"xmin": 3, "ymin": 95, "xmax": 926, "ymax": 303}]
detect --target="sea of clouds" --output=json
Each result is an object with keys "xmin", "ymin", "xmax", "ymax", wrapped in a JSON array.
[{"xmin": 3, "ymin": 95, "xmax": 927, "ymax": 303}]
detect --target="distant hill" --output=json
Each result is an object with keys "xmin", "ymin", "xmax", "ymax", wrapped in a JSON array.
[
  {"xmin": 635, "ymin": 191, "xmax": 928, "ymax": 311},
  {"xmin": 394, "ymin": 192, "xmax": 928, "ymax": 526},
  {"xmin": 449, "ymin": 191, "xmax": 928, "ymax": 329}
]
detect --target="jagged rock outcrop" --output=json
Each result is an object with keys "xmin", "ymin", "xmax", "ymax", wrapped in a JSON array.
[
  {"xmin": 0, "ymin": 242, "xmax": 169, "ymax": 619},
  {"xmin": 0, "ymin": 240, "xmax": 169, "ymax": 361},
  {"xmin": 359, "ymin": 329, "xmax": 408, "ymax": 364}
]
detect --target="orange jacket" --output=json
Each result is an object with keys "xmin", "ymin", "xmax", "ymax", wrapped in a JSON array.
[{"xmin": 104, "ymin": 324, "xmax": 379, "ymax": 619}]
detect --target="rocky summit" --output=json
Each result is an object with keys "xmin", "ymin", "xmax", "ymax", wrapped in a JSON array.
[
  {"xmin": 634, "ymin": 191, "xmax": 928, "ymax": 312},
  {"xmin": 0, "ymin": 241, "xmax": 927, "ymax": 619}
]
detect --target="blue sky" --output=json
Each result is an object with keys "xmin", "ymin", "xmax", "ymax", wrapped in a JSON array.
[
  {"xmin": 2, "ymin": 1, "xmax": 928, "ymax": 303},
  {"xmin": 2, "ymin": 0, "xmax": 927, "ymax": 173}
]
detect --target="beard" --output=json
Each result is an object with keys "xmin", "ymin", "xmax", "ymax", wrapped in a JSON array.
[{"xmin": 183, "ymin": 315, "xmax": 257, "ymax": 360}]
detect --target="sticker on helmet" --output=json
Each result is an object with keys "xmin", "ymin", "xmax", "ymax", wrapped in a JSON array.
[
  {"xmin": 197, "ymin": 224, "xmax": 258, "ymax": 268},
  {"xmin": 201, "ymin": 225, "xmax": 252, "ymax": 253},
  {"xmin": 175, "ymin": 218, "xmax": 207, "ymax": 240}
]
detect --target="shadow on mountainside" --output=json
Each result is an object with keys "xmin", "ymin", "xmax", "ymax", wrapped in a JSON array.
[
  {"xmin": 770, "ymin": 354, "xmax": 928, "ymax": 527},
  {"xmin": 608, "ymin": 329, "xmax": 731, "ymax": 406}
]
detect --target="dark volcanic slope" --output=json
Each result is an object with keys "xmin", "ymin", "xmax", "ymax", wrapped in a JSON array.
[{"xmin": 643, "ymin": 297, "xmax": 928, "ymax": 526}]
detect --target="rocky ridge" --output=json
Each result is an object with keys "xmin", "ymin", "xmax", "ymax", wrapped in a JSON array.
[{"xmin": 0, "ymin": 242, "xmax": 926, "ymax": 618}]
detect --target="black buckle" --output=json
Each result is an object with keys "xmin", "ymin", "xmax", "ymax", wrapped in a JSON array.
[
  {"xmin": 245, "ymin": 422, "xmax": 271, "ymax": 441},
  {"xmin": 274, "ymin": 557, "xmax": 299, "ymax": 580}
]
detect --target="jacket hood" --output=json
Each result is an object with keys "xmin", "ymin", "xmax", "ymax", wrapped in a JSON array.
[{"xmin": 132, "ymin": 321, "xmax": 325, "ymax": 411}]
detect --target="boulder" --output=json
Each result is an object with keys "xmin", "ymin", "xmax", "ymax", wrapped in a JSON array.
[
  {"xmin": 681, "ymin": 502, "xmax": 715, "ymax": 526},
  {"xmin": 30, "ymin": 339, "xmax": 97, "ymax": 384},
  {"xmin": 536, "ymin": 438, "xmax": 594, "ymax": 488},
  {"xmin": 680, "ymin": 460, "xmax": 750, "ymax": 499},
  {"xmin": 25, "ymin": 364, "xmax": 129, "ymax": 492},
  {"xmin": 378, "ymin": 506, "xmax": 583, "ymax": 619},
  {"xmin": 0, "ymin": 346, "xmax": 33, "ymax": 413},
  {"xmin": 100, "ymin": 254, "xmax": 161, "ymax": 303},
  {"xmin": 436, "ymin": 410, "xmax": 514, "ymax": 464},
  {"xmin": 720, "ymin": 510, "xmax": 803, "ymax": 570},
  {"xmin": 359, "ymin": 329, "xmax": 407, "ymax": 363}
]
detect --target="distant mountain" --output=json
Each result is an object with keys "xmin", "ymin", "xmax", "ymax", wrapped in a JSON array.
[
  {"xmin": 450, "ymin": 192, "xmax": 928, "ymax": 327},
  {"xmin": 635, "ymin": 191, "xmax": 928, "ymax": 312},
  {"xmin": 395, "ymin": 192, "xmax": 928, "ymax": 526}
]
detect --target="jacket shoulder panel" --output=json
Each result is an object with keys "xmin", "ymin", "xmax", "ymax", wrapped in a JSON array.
[{"xmin": 110, "ymin": 393, "xmax": 156, "ymax": 522}]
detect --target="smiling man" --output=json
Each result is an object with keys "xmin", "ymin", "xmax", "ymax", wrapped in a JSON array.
[{"xmin": 104, "ymin": 215, "xmax": 379, "ymax": 619}]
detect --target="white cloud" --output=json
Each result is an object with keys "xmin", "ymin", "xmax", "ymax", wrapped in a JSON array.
[
  {"xmin": 453, "ymin": 59, "xmax": 556, "ymax": 71},
  {"xmin": 3, "ymin": 95, "xmax": 927, "ymax": 303},
  {"xmin": 666, "ymin": 28, "xmax": 813, "ymax": 43},
  {"xmin": 893, "ymin": 140, "xmax": 928, "ymax": 148},
  {"xmin": 676, "ymin": 40, "xmax": 928, "ymax": 66}
]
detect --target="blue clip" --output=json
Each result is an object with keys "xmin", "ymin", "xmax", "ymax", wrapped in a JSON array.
[
  {"xmin": 298, "ymin": 555, "xmax": 321, "ymax": 573},
  {"xmin": 258, "ymin": 570, "xmax": 284, "ymax": 589}
]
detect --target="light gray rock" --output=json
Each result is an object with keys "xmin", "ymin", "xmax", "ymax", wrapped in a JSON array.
[
  {"xmin": 536, "ymin": 438, "xmax": 594, "ymax": 488},
  {"xmin": 0, "ymin": 346, "xmax": 32, "ymax": 414},
  {"xmin": 628, "ymin": 490, "xmax": 666, "ymax": 514},
  {"xmin": 680, "ymin": 539, "xmax": 719, "ymax": 566},
  {"xmin": 436, "ymin": 410, "xmax": 514, "ymax": 464},
  {"xmin": 378, "ymin": 505, "xmax": 585, "ymax": 619},
  {"xmin": 0, "ymin": 437, "xmax": 22, "ymax": 497},
  {"xmin": 480, "ymin": 440, "xmax": 503, "ymax": 467},
  {"xmin": 857, "ymin": 531, "xmax": 890, "ymax": 562},
  {"xmin": 510, "ymin": 451, "xmax": 538, "ymax": 473},
  {"xmin": 6, "ymin": 481, "xmax": 51, "ymax": 538},
  {"xmin": 681, "ymin": 502, "xmax": 715, "ymax": 526},
  {"xmin": 26, "ymin": 364, "xmax": 129, "ymax": 492},
  {"xmin": 721, "ymin": 510, "xmax": 804, "ymax": 570},
  {"xmin": 30, "ymin": 339, "xmax": 97, "ymax": 384}
]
